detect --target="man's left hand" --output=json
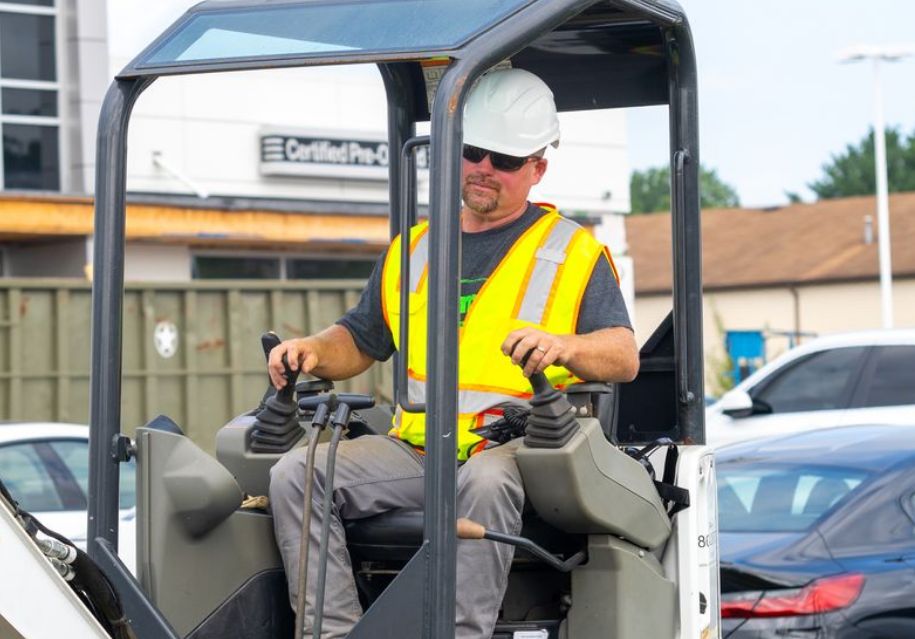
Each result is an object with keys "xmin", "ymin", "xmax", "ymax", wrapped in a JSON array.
[{"xmin": 502, "ymin": 327, "xmax": 571, "ymax": 378}]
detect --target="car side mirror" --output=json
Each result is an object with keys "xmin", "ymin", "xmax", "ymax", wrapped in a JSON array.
[{"xmin": 718, "ymin": 389, "xmax": 754, "ymax": 418}]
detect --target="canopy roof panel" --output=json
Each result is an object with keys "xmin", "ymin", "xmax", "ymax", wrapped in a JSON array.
[
  {"xmin": 133, "ymin": 0, "xmax": 533, "ymax": 70},
  {"xmin": 121, "ymin": 0, "xmax": 685, "ymax": 113}
]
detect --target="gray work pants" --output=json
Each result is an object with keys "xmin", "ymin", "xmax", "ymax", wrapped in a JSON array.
[{"xmin": 269, "ymin": 435, "xmax": 524, "ymax": 639}]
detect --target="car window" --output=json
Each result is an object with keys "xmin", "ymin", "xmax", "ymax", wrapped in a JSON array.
[
  {"xmin": 858, "ymin": 346, "xmax": 915, "ymax": 408},
  {"xmin": 0, "ymin": 442, "xmax": 65, "ymax": 512},
  {"xmin": 823, "ymin": 477, "xmax": 915, "ymax": 552},
  {"xmin": 48, "ymin": 439, "xmax": 89, "ymax": 495},
  {"xmin": 47, "ymin": 439, "xmax": 136, "ymax": 510},
  {"xmin": 718, "ymin": 463, "xmax": 868, "ymax": 532},
  {"xmin": 119, "ymin": 459, "xmax": 136, "ymax": 510},
  {"xmin": 753, "ymin": 347, "xmax": 866, "ymax": 413}
]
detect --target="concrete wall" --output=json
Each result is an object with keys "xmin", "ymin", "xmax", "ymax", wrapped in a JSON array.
[
  {"xmin": 5, "ymin": 239, "xmax": 191, "ymax": 281},
  {"xmin": 124, "ymin": 244, "xmax": 191, "ymax": 282},
  {"xmin": 634, "ymin": 278, "xmax": 915, "ymax": 395},
  {"xmin": 64, "ymin": 0, "xmax": 110, "ymax": 193}
]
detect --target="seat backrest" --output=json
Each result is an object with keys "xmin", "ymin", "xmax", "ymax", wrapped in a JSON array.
[
  {"xmin": 614, "ymin": 312, "xmax": 679, "ymax": 445},
  {"xmin": 565, "ymin": 382, "xmax": 618, "ymax": 441},
  {"xmin": 594, "ymin": 384, "xmax": 619, "ymax": 440}
]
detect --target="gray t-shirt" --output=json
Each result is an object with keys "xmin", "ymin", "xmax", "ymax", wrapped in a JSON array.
[{"xmin": 337, "ymin": 203, "xmax": 631, "ymax": 361}]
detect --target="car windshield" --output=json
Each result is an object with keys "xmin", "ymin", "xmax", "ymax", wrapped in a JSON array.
[{"xmin": 718, "ymin": 463, "xmax": 870, "ymax": 533}]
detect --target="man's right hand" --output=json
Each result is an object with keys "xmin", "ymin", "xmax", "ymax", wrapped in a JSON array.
[{"xmin": 268, "ymin": 338, "xmax": 319, "ymax": 390}]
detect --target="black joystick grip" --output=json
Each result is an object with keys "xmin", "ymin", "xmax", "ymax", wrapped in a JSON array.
[
  {"xmin": 250, "ymin": 332, "xmax": 303, "ymax": 453},
  {"xmin": 261, "ymin": 332, "xmax": 282, "ymax": 362},
  {"xmin": 529, "ymin": 371, "xmax": 552, "ymax": 395},
  {"xmin": 520, "ymin": 353, "xmax": 580, "ymax": 449},
  {"xmin": 278, "ymin": 354, "xmax": 298, "ymax": 399}
]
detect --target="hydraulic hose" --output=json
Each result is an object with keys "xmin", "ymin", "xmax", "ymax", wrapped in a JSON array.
[
  {"xmin": 313, "ymin": 402, "xmax": 352, "ymax": 639},
  {"xmin": 294, "ymin": 401, "xmax": 331, "ymax": 639}
]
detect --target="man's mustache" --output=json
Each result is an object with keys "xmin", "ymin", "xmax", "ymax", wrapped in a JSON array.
[{"xmin": 465, "ymin": 175, "xmax": 501, "ymax": 190}]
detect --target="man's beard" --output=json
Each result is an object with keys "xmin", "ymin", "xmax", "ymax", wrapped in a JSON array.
[{"xmin": 462, "ymin": 177, "xmax": 500, "ymax": 214}]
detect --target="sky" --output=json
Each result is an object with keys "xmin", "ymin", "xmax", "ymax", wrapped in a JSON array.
[{"xmin": 626, "ymin": 0, "xmax": 915, "ymax": 208}]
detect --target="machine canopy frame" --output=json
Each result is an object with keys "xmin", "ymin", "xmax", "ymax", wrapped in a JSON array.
[{"xmin": 89, "ymin": 1, "xmax": 703, "ymax": 637}]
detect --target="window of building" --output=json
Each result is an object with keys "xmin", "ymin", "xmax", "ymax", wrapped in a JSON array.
[
  {"xmin": 2, "ymin": 87, "xmax": 56, "ymax": 116},
  {"xmin": 287, "ymin": 257, "xmax": 375, "ymax": 280},
  {"xmin": 193, "ymin": 255, "xmax": 281, "ymax": 279},
  {"xmin": 192, "ymin": 254, "xmax": 377, "ymax": 280},
  {"xmin": 3, "ymin": 123, "xmax": 58, "ymax": 189},
  {"xmin": 0, "ymin": 1, "xmax": 54, "ymax": 7},
  {"xmin": 0, "ymin": 4, "xmax": 59, "ymax": 191}
]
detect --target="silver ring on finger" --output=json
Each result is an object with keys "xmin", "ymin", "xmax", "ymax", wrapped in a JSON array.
[{"xmin": 536, "ymin": 345, "xmax": 547, "ymax": 353}]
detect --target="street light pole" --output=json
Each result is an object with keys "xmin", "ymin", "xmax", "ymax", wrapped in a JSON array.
[
  {"xmin": 838, "ymin": 45, "xmax": 915, "ymax": 329},
  {"xmin": 870, "ymin": 57, "xmax": 893, "ymax": 329}
]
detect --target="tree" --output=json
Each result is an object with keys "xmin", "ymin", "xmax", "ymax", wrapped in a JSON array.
[
  {"xmin": 629, "ymin": 164, "xmax": 740, "ymax": 214},
  {"xmin": 809, "ymin": 127, "xmax": 915, "ymax": 199}
]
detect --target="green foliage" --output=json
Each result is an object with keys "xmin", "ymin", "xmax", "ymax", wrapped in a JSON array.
[
  {"xmin": 809, "ymin": 127, "xmax": 915, "ymax": 199},
  {"xmin": 630, "ymin": 167, "xmax": 672, "ymax": 214},
  {"xmin": 630, "ymin": 164, "xmax": 741, "ymax": 214},
  {"xmin": 700, "ymin": 166, "xmax": 741, "ymax": 211}
]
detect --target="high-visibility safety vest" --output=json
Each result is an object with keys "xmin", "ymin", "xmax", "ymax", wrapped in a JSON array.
[{"xmin": 381, "ymin": 205, "xmax": 616, "ymax": 460}]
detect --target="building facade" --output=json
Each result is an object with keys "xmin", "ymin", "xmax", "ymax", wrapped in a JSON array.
[
  {"xmin": 627, "ymin": 193, "xmax": 915, "ymax": 393},
  {"xmin": 0, "ymin": 0, "xmax": 634, "ymax": 306}
]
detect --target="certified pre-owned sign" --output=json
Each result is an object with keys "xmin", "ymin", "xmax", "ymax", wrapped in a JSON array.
[{"xmin": 260, "ymin": 129, "xmax": 427, "ymax": 180}]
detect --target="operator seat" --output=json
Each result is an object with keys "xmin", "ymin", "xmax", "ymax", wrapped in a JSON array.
[
  {"xmin": 342, "ymin": 382, "xmax": 617, "ymax": 564},
  {"xmin": 344, "ymin": 505, "xmax": 583, "ymax": 564}
]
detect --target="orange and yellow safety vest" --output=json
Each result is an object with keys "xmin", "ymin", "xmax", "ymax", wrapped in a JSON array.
[{"xmin": 381, "ymin": 205, "xmax": 616, "ymax": 460}]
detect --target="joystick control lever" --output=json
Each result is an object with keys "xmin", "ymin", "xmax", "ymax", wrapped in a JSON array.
[
  {"xmin": 520, "ymin": 350, "xmax": 580, "ymax": 449},
  {"xmin": 457, "ymin": 518, "xmax": 585, "ymax": 573},
  {"xmin": 250, "ymin": 332, "xmax": 304, "ymax": 453}
]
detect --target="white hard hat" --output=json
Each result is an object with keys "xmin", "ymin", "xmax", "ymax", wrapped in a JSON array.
[{"xmin": 463, "ymin": 68, "xmax": 560, "ymax": 157}]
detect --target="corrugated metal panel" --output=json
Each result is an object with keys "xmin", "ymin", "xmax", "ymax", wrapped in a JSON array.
[{"xmin": 0, "ymin": 279, "xmax": 389, "ymax": 452}]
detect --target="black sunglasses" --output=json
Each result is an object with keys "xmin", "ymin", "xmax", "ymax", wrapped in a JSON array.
[{"xmin": 462, "ymin": 145, "xmax": 539, "ymax": 172}]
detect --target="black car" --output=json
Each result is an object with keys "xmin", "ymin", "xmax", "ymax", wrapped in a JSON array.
[{"xmin": 717, "ymin": 424, "xmax": 915, "ymax": 638}]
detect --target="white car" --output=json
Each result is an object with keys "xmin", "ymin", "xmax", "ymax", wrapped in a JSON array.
[
  {"xmin": 0, "ymin": 422, "xmax": 136, "ymax": 573},
  {"xmin": 707, "ymin": 330, "xmax": 915, "ymax": 447}
]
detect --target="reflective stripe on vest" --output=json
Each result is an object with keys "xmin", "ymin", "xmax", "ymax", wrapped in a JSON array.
[
  {"xmin": 405, "ymin": 376, "xmax": 530, "ymax": 412},
  {"xmin": 409, "ymin": 230, "xmax": 429, "ymax": 293},
  {"xmin": 382, "ymin": 208, "xmax": 606, "ymax": 460},
  {"xmin": 516, "ymin": 217, "xmax": 580, "ymax": 324}
]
